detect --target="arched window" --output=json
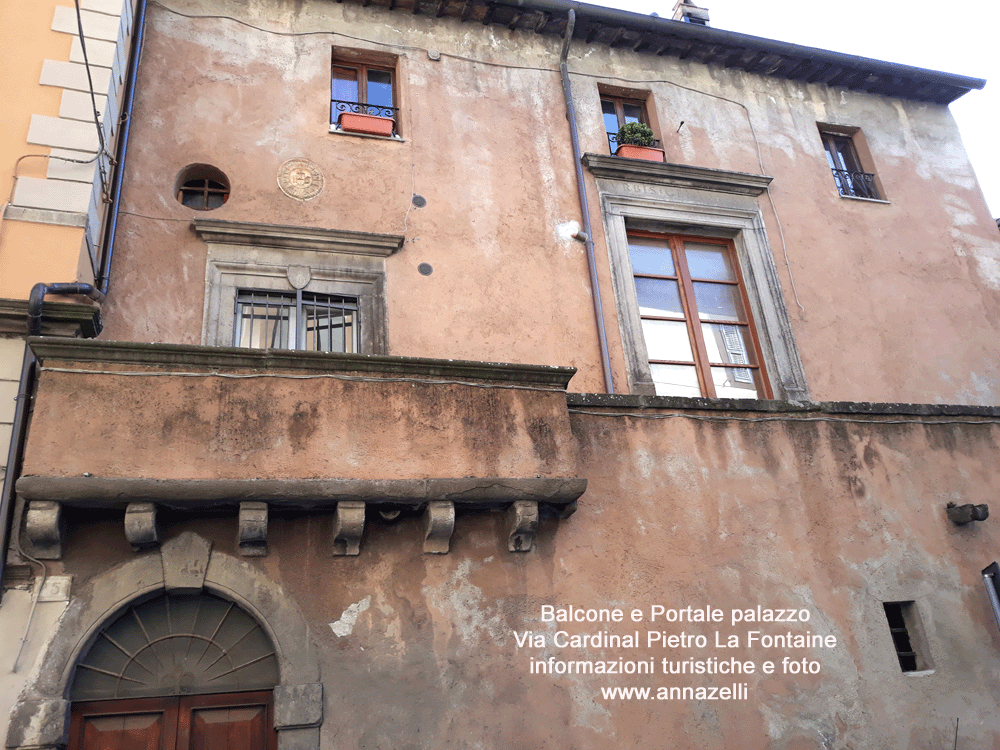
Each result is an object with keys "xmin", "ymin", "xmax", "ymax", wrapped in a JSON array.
[{"xmin": 68, "ymin": 592, "xmax": 278, "ymax": 750}]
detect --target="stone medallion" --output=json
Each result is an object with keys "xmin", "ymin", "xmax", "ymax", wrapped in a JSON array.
[{"xmin": 277, "ymin": 158, "xmax": 324, "ymax": 201}]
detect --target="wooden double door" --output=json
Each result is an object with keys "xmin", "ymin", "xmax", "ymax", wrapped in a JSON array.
[{"xmin": 69, "ymin": 691, "xmax": 276, "ymax": 750}]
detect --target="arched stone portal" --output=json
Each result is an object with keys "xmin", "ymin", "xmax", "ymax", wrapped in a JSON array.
[{"xmin": 6, "ymin": 532, "xmax": 322, "ymax": 750}]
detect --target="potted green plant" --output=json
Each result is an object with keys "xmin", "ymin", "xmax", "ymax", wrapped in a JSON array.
[{"xmin": 615, "ymin": 122, "xmax": 664, "ymax": 162}]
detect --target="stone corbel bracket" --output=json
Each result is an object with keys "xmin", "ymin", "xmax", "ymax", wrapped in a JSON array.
[
  {"xmin": 423, "ymin": 500, "xmax": 455, "ymax": 554},
  {"xmin": 238, "ymin": 501, "xmax": 269, "ymax": 556},
  {"xmin": 333, "ymin": 501, "xmax": 366, "ymax": 556}
]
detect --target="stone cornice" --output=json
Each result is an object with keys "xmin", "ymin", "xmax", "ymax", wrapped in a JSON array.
[
  {"xmin": 582, "ymin": 154, "xmax": 773, "ymax": 196},
  {"xmin": 16, "ymin": 475, "xmax": 586, "ymax": 512},
  {"xmin": 192, "ymin": 218, "xmax": 405, "ymax": 257},
  {"xmin": 27, "ymin": 338, "xmax": 577, "ymax": 388},
  {"xmin": 566, "ymin": 393, "xmax": 1000, "ymax": 419},
  {"xmin": 0, "ymin": 299, "xmax": 100, "ymax": 338}
]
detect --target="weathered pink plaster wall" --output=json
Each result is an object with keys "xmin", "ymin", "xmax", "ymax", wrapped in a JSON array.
[
  {"xmin": 99, "ymin": 0, "xmax": 1000, "ymax": 404},
  {"xmin": 36, "ymin": 381, "xmax": 1000, "ymax": 749}
]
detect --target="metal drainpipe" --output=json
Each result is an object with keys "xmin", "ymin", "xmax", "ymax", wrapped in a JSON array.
[
  {"xmin": 0, "ymin": 282, "xmax": 106, "ymax": 598},
  {"xmin": 983, "ymin": 563, "xmax": 1000, "ymax": 632},
  {"xmin": 559, "ymin": 9, "xmax": 614, "ymax": 394},
  {"xmin": 0, "ymin": 347, "xmax": 37, "ymax": 599},
  {"xmin": 97, "ymin": 0, "xmax": 148, "ymax": 294}
]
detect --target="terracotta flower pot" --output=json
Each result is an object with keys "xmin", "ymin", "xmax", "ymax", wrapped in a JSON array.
[
  {"xmin": 615, "ymin": 144, "xmax": 665, "ymax": 162},
  {"xmin": 337, "ymin": 112, "xmax": 395, "ymax": 137}
]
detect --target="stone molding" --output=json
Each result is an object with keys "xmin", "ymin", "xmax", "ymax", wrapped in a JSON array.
[
  {"xmin": 16, "ymin": 476, "xmax": 587, "ymax": 512},
  {"xmin": 2, "ymin": 205, "xmax": 87, "ymax": 228},
  {"xmin": 192, "ymin": 218, "xmax": 405, "ymax": 257},
  {"xmin": 0, "ymin": 299, "xmax": 100, "ymax": 338},
  {"xmin": 27, "ymin": 337, "xmax": 577, "ymax": 387},
  {"xmin": 582, "ymin": 154, "xmax": 773, "ymax": 196},
  {"xmin": 566, "ymin": 392, "xmax": 1000, "ymax": 419}
]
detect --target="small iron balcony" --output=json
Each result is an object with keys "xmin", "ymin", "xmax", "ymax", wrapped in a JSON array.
[
  {"xmin": 831, "ymin": 168, "xmax": 880, "ymax": 199},
  {"xmin": 330, "ymin": 100, "xmax": 400, "ymax": 136},
  {"xmin": 607, "ymin": 132, "xmax": 662, "ymax": 153}
]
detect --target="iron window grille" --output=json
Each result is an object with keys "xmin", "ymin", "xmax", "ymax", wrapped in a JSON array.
[
  {"xmin": 177, "ymin": 178, "xmax": 229, "ymax": 210},
  {"xmin": 234, "ymin": 290, "xmax": 359, "ymax": 353},
  {"xmin": 601, "ymin": 95, "xmax": 658, "ymax": 154},
  {"xmin": 882, "ymin": 601, "xmax": 920, "ymax": 672},
  {"xmin": 331, "ymin": 61, "xmax": 398, "ymax": 132},
  {"xmin": 628, "ymin": 232, "xmax": 771, "ymax": 399},
  {"xmin": 820, "ymin": 131, "xmax": 880, "ymax": 199}
]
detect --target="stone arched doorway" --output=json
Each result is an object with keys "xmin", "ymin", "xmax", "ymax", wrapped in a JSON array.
[
  {"xmin": 68, "ymin": 591, "xmax": 279, "ymax": 749},
  {"xmin": 6, "ymin": 533, "xmax": 323, "ymax": 750}
]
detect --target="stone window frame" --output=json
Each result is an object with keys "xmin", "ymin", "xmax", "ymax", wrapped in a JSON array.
[
  {"xmin": 194, "ymin": 219, "xmax": 404, "ymax": 355},
  {"xmin": 584, "ymin": 156, "xmax": 809, "ymax": 400}
]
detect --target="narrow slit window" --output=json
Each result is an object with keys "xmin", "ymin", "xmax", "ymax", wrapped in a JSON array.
[{"xmin": 882, "ymin": 601, "xmax": 930, "ymax": 673}]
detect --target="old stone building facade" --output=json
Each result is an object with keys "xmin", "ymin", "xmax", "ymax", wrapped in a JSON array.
[{"xmin": 4, "ymin": 0, "xmax": 1000, "ymax": 748}]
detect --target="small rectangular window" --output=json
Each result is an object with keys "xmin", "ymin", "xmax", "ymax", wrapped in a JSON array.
[
  {"xmin": 882, "ymin": 601, "xmax": 931, "ymax": 673},
  {"xmin": 819, "ymin": 128, "xmax": 881, "ymax": 199},
  {"xmin": 331, "ymin": 49, "xmax": 398, "ymax": 136},
  {"xmin": 601, "ymin": 94, "xmax": 652, "ymax": 155},
  {"xmin": 235, "ymin": 290, "xmax": 359, "ymax": 353},
  {"xmin": 628, "ymin": 232, "xmax": 771, "ymax": 399}
]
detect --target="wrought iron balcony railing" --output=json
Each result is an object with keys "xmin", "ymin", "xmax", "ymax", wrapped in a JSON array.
[
  {"xmin": 607, "ymin": 132, "xmax": 662, "ymax": 153},
  {"xmin": 831, "ymin": 169, "xmax": 880, "ymax": 200},
  {"xmin": 330, "ymin": 99, "xmax": 399, "ymax": 130}
]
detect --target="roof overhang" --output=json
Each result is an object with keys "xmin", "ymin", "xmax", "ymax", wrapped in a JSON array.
[{"xmin": 340, "ymin": 0, "xmax": 985, "ymax": 104}]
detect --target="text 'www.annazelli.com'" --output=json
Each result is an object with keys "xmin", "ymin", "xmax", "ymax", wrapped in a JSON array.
[{"xmin": 600, "ymin": 684, "xmax": 749, "ymax": 701}]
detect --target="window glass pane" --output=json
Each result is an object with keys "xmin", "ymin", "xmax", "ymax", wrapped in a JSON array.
[
  {"xmin": 641, "ymin": 319, "xmax": 694, "ymax": 362},
  {"xmin": 700, "ymin": 322, "xmax": 755, "ymax": 367},
  {"xmin": 834, "ymin": 137, "xmax": 861, "ymax": 172},
  {"xmin": 331, "ymin": 65, "xmax": 359, "ymax": 103},
  {"xmin": 711, "ymin": 367, "xmax": 760, "ymax": 399},
  {"xmin": 635, "ymin": 277, "xmax": 683, "ymax": 317},
  {"xmin": 684, "ymin": 243, "xmax": 735, "ymax": 281},
  {"xmin": 692, "ymin": 281, "xmax": 745, "ymax": 322},
  {"xmin": 650, "ymin": 364, "xmax": 701, "ymax": 397},
  {"xmin": 236, "ymin": 293, "xmax": 293, "ymax": 350},
  {"xmin": 822, "ymin": 139, "xmax": 838, "ymax": 171},
  {"xmin": 629, "ymin": 238, "xmax": 675, "ymax": 276},
  {"xmin": 622, "ymin": 102, "xmax": 643, "ymax": 124},
  {"xmin": 601, "ymin": 99, "xmax": 619, "ymax": 135},
  {"xmin": 366, "ymin": 69, "xmax": 393, "ymax": 108},
  {"xmin": 302, "ymin": 294, "xmax": 359, "ymax": 353}
]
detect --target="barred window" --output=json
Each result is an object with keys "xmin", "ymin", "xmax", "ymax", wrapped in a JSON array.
[{"xmin": 235, "ymin": 290, "xmax": 359, "ymax": 353}]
